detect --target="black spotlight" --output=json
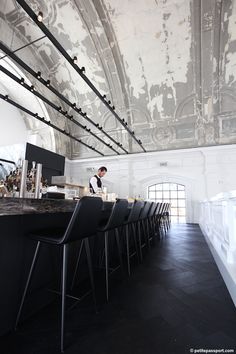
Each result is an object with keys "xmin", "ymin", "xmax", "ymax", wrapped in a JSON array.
[
  {"xmin": 36, "ymin": 71, "xmax": 41, "ymax": 79},
  {"xmin": 46, "ymin": 80, "xmax": 50, "ymax": 87},
  {"xmin": 20, "ymin": 78, "xmax": 24, "ymax": 85},
  {"xmin": 73, "ymin": 56, "xmax": 77, "ymax": 64}
]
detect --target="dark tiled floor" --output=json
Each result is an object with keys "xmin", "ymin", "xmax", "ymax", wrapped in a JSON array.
[{"xmin": 1, "ymin": 223, "xmax": 236, "ymax": 353}]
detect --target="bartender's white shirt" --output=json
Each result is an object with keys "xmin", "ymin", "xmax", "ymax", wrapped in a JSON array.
[{"xmin": 90, "ymin": 175, "xmax": 102, "ymax": 193}]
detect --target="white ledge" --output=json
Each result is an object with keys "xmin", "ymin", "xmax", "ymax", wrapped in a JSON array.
[{"xmin": 200, "ymin": 190, "xmax": 236, "ymax": 307}]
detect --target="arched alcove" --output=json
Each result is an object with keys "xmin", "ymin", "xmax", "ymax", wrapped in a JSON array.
[{"xmin": 139, "ymin": 173, "xmax": 195, "ymax": 223}]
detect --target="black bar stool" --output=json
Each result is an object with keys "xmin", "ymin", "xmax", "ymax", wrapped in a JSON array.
[
  {"xmin": 124, "ymin": 200, "xmax": 143, "ymax": 274},
  {"xmin": 15, "ymin": 196, "xmax": 103, "ymax": 353},
  {"xmin": 158, "ymin": 203, "xmax": 167, "ymax": 237},
  {"xmin": 70, "ymin": 203, "xmax": 113, "ymax": 291},
  {"xmin": 162, "ymin": 203, "xmax": 168, "ymax": 233},
  {"xmin": 153, "ymin": 202, "xmax": 161, "ymax": 239},
  {"xmin": 166, "ymin": 203, "xmax": 171, "ymax": 230},
  {"xmin": 166, "ymin": 203, "xmax": 171, "ymax": 228},
  {"xmin": 147, "ymin": 202, "xmax": 158, "ymax": 244},
  {"xmin": 138, "ymin": 201, "xmax": 152, "ymax": 254},
  {"xmin": 98, "ymin": 198, "xmax": 128, "ymax": 302}
]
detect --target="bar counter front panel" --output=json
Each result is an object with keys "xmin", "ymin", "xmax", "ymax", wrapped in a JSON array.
[{"xmin": 0, "ymin": 198, "xmax": 114, "ymax": 336}]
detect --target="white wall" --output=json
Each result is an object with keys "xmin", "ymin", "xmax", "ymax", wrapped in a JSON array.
[
  {"xmin": 0, "ymin": 99, "xmax": 28, "ymax": 146},
  {"xmin": 66, "ymin": 144, "xmax": 236, "ymax": 223},
  {"xmin": 0, "ymin": 60, "xmax": 56, "ymax": 153}
]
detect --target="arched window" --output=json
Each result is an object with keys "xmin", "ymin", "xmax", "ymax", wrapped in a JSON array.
[{"xmin": 148, "ymin": 183, "xmax": 186, "ymax": 223}]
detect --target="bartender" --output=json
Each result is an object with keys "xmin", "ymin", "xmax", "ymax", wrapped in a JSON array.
[{"xmin": 89, "ymin": 166, "xmax": 107, "ymax": 194}]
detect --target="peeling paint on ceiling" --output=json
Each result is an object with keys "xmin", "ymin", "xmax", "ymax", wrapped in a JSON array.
[
  {"xmin": 0, "ymin": 0, "xmax": 236, "ymax": 159},
  {"xmin": 104, "ymin": 0, "xmax": 191, "ymax": 102}
]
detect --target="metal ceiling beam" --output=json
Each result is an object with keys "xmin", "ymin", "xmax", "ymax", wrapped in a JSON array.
[
  {"xmin": 0, "ymin": 35, "xmax": 46, "ymax": 60},
  {"xmin": 0, "ymin": 41, "xmax": 127, "ymax": 154},
  {"xmin": 0, "ymin": 64, "xmax": 120, "ymax": 155},
  {"xmin": 15, "ymin": 0, "xmax": 146, "ymax": 153},
  {"xmin": 0, "ymin": 93, "xmax": 104, "ymax": 156},
  {"xmin": 0, "ymin": 158, "xmax": 16, "ymax": 166}
]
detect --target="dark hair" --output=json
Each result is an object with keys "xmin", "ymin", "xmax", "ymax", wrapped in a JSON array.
[{"xmin": 98, "ymin": 166, "xmax": 107, "ymax": 172}]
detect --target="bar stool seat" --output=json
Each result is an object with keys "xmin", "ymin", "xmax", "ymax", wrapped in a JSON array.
[{"xmin": 29, "ymin": 228, "xmax": 65, "ymax": 243}]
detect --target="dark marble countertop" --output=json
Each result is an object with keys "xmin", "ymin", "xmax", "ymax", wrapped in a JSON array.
[
  {"xmin": 0, "ymin": 197, "xmax": 77, "ymax": 216},
  {"xmin": 0, "ymin": 197, "xmax": 115, "ymax": 216}
]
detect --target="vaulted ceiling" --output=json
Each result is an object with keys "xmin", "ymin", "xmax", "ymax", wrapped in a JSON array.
[{"xmin": 0, "ymin": 0, "xmax": 236, "ymax": 159}]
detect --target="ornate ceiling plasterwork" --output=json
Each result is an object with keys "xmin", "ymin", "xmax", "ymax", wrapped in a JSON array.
[{"xmin": 0, "ymin": 0, "xmax": 236, "ymax": 159}]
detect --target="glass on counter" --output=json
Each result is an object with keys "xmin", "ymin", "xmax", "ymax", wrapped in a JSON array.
[{"xmin": 0, "ymin": 180, "xmax": 9, "ymax": 197}]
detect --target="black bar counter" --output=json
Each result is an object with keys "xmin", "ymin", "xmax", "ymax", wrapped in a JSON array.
[{"xmin": 0, "ymin": 197, "xmax": 114, "ymax": 336}]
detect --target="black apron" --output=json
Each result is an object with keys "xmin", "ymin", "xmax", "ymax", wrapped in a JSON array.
[{"xmin": 89, "ymin": 175, "xmax": 102, "ymax": 194}]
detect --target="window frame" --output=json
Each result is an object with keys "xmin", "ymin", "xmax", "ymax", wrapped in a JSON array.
[{"xmin": 147, "ymin": 182, "xmax": 186, "ymax": 223}]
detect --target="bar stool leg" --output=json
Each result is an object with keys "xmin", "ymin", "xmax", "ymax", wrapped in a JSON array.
[
  {"xmin": 132, "ymin": 223, "xmax": 140, "ymax": 263},
  {"xmin": 125, "ymin": 225, "xmax": 131, "ymax": 276},
  {"xmin": 104, "ymin": 231, "xmax": 109, "ymax": 302},
  {"xmin": 61, "ymin": 244, "xmax": 68, "ymax": 353},
  {"xmin": 151, "ymin": 218, "xmax": 156, "ymax": 246},
  {"xmin": 155, "ymin": 217, "xmax": 160, "ymax": 240},
  {"xmin": 141, "ymin": 220, "xmax": 148, "ymax": 248},
  {"xmin": 84, "ymin": 238, "xmax": 97, "ymax": 313},
  {"xmin": 137, "ymin": 221, "xmax": 143, "ymax": 262},
  {"xmin": 70, "ymin": 240, "xmax": 84, "ymax": 290},
  {"xmin": 115, "ymin": 228, "xmax": 125, "ymax": 277},
  {"xmin": 15, "ymin": 241, "xmax": 41, "ymax": 330},
  {"xmin": 146, "ymin": 219, "xmax": 151, "ymax": 249}
]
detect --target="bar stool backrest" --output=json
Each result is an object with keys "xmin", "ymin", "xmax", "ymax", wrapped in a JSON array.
[
  {"xmin": 148, "ymin": 202, "xmax": 157, "ymax": 218},
  {"xmin": 156, "ymin": 203, "xmax": 164, "ymax": 216},
  {"xmin": 127, "ymin": 200, "xmax": 144, "ymax": 223},
  {"xmin": 155, "ymin": 202, "xmax": 162, "ymax": 215},
  {"xmin": 102, "ymin": 199, "xmax": 128, "ymax": 230},
  {"xmin": 162, "ymin": 203, "xmax": 167, "ymax": 215},
  {"xmin": 163, "ymin": 203, "xmax": 167, "ymax": 214},
  {"xmin": 140, "ymin": 201, "xmax": 152, "ymax": 220},
  {"xmin": 164, "ymin": 203, "xmax": 169, "ymax": 213},
  {"xmin": 62, "ymin": 196, "xmax": 103, "ymax": 243}
]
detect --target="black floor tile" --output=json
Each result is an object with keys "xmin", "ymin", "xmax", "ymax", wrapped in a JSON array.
[{"xmin": 1, "ymin": 223, "xmax": 236, "ymax": 353}]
